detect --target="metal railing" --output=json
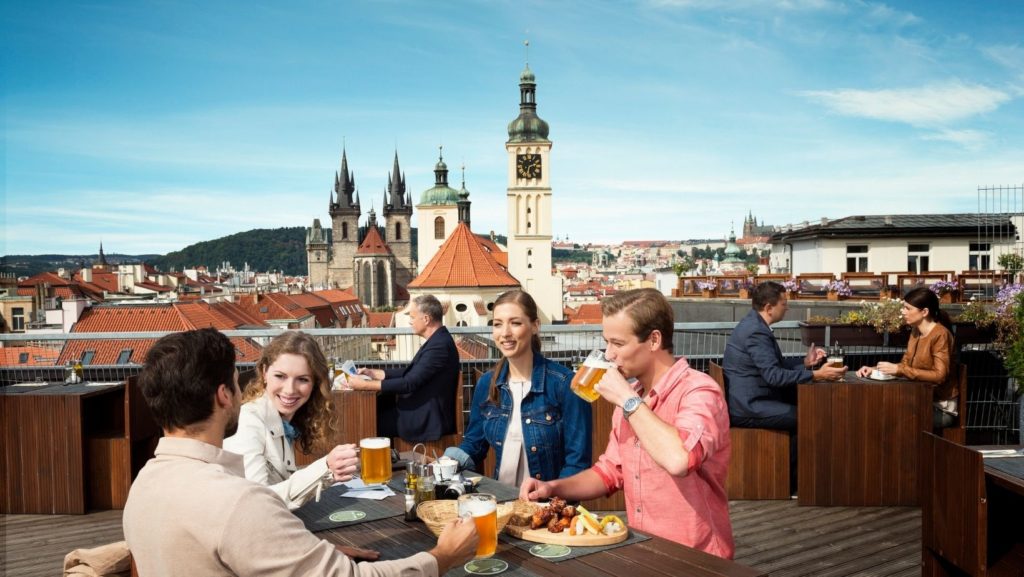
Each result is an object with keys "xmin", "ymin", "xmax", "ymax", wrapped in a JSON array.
[{"xmin": 1, "ymin": 322, "xmax": 1018, "ymax": 443}]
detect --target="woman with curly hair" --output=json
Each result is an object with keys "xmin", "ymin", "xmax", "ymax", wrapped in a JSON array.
[{"xmin": 225, "ymin": 331, "xmax": 358, "ymax": 509}]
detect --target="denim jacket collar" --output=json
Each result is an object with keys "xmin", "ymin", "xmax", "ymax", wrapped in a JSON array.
[{"xmin": 493, "ymin": 352, "xmax": 548, "ymax": 398}]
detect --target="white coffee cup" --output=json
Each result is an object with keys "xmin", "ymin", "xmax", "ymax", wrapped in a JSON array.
[{"xmin": 431, "ymin": 457, "xmax": 458, "ymax": 482}]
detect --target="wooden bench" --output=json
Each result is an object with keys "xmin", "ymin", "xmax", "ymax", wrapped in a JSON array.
[{"xmin": 708, "ymin": 362, "xmax": 791, "ymax": 500}]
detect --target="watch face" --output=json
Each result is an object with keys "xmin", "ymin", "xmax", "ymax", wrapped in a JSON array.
[{"xmin": 516, "ymin": 154, "xmax": 542, "ymax": 179}]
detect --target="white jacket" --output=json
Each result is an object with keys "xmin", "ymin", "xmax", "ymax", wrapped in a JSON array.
[{"xmin": 224, "ymin": 395, "xmax": 331, "ymax": 510}]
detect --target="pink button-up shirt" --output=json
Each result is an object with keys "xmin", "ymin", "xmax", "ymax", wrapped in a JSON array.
[{"xmin": 592, "ymin": 357, "xmax": 734, "ymax": 558}]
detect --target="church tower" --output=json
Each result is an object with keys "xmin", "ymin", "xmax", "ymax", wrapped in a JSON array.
[
  {"xmin": 328, "ymin": 148, "xmax": 361, "ymax": 288},
  {"xmin": 416, "ymin": 147, "xmax": 461, "ymax": 273},
  {"xmin": 306, "ymin": 218, "xmax": 330, "ymax": 288},
  {"xmin": 382, "ymin": 151, "xmax": 414, "ymax": 287},
  {"xmin": 505, "ymin": 60, "xmax": 562, "ymax": 322}
]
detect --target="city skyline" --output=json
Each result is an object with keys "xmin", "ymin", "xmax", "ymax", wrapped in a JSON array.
[{"xmin": 4, "ymin": 1, "xmax": 1023, "ymax": 256}]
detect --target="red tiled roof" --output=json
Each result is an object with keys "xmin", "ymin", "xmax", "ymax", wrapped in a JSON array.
[
  {"xmin": 567, "ymin": 303, "xmax": 603, "ymax": 325},
  {"xmin": 134, "ymin": 281, "xmax": 173, "ymax": 293},
  {"xmin": 89, "ymin": 272, "xmax": 120, "ymax": 293},
  {"xmin": 19, "ymin": 272, "xmax": 72, "ymax": 287},
  {"xmin": 356, "ymin": 226, "xmax": 392, "ymax": 255},
  {"xmin": 74, "ymin": 306, "xmax": 185, "ymax": 332},
  {"xmin": 410, "ymin": 223, "xmax": 520, "ymax": 289},
  {"xmin": 1, "ymin": 345, "xmax": 61, "ymax": 366},
  {"xmin": 57, "ymin": 336, "xmax": 263, "ymax": 366},
  {"xmin": 234, "ymin": 293, "xmax": 312, "ymax": 323},
  {"xmin": 288, "ymin": 293, "xmax": 330, "ymax": 309},
  {"xmin": 365, "ymin": 312, "xmax": 394, "ymax": 328},
  {"xmin": 313, "ymin": 289, "xmax": 358, "ymax": 304}
]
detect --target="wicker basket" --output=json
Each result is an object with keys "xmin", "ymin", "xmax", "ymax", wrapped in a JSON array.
[{"xmin": 416, "ymin": 499, "xmax": 525, "ymax": 537}]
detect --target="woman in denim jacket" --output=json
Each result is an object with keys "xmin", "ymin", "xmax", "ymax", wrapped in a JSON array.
[{"xmin": 444, "ymin": 290, "xmax": 592, "ymax": 484}]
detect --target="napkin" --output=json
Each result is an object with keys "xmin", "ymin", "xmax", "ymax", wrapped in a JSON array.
[{"xmin": 338, "ymin": 478, "xmax": 395, "ymax": 500}]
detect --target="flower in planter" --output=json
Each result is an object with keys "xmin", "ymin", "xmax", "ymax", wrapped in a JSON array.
[
  {"xmin": 929, "ymin": 280, "xmax": 959, "ymax": 295},
  {"xmin": 825, "ymin": 280, "xmax": 853, "ymax": 297},
  {"xmin": 805, "ymin": 299, "xmax": 904, "ymax": 334},
  {"xmin": 956, "ymin": 297, "xmax": 996, "ymax": 326},
  {"xmin": 696, "ymin": 280, "xmax": 718, "ymax": 291},
  {"xmin": 781, "ymin": 278, "xmax": 800, "ymax": 292}
]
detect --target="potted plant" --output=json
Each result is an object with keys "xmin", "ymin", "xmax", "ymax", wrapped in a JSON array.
[
  {"xmin": 952, "ymin": 297, "xmax": 997, "ymax": 344},
  {"xmin": 738, "ymin": 278, "xmax": 754, "ymax": 300},
  {"xmin": 782, "ymin": 278, "xmax": 800, "ymax": 300},
  {"xmin": 799, "ymin": 299, "xmax": 906, "ymax": 346},
  {"xmin": 990, "ymin": 284, "xmax": 1024, "ymax": 442},
  {"xmin": 998, "ymin": 252, "xmax": 1024, "ymax": 284},
  {"xmin": 825, "ymin": 280, "xmax": 853, "ymax": 301},
  {"xmin": 696, "ymin": 280, "xmax": 718, "ymax": 298},
  {"xmin": 929, "ymin": 279, "xmax": 960, "ymax": 304}
]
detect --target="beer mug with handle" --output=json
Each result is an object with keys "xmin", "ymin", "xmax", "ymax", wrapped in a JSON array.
[
  {"xmin": 359, "ymin": 437, "xmax": 392, "ymax": 485},
  {"xmin": 570, "ymin": 350, "xmax": 612, "ymax": 402},
  {"xmin": 458, "ymin": 493, "xmax": 497, "ymax": 559}
]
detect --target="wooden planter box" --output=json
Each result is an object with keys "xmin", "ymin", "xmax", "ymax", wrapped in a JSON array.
[
  {"xmin": 937, "ymin": 291, "xmax": 957, "ymax": 304},
  {"xmin": 826, "ymin": 291, "xmax": 847, "ymax": 301},
  {"xmin": 951, "ymin": 322, "xmax": 996, "ymax": 344},
  {"xmin": 799, "ymin": 323, "xmax": 908, "ymax": 347},
  {"xmin": 701, "ymin": 289, "xmax": 717, "ymax": 298}
]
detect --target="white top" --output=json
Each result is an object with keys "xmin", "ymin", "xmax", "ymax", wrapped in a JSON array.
[{"xmin": 497, "ymin": 379, "xmax": 532, "ymax": 486}]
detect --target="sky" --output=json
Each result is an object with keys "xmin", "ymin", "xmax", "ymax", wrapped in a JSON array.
[{"xmin": 3, "ymin": 0, "xmax": 1024, "ymax": 256}]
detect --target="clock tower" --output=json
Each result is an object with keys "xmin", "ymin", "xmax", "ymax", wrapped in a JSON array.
[{"xmin": 506, "ymin": 62, "xmax": 563, "ymax": 322}]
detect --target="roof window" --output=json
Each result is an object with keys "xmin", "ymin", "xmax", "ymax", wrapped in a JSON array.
[
  {"xmin": 80, "ymin": 350, "xmax": 96, "ymax": 365},
  {"xmin": 116, "ymin": 349, "xmax": 133, "ymax": 365}
]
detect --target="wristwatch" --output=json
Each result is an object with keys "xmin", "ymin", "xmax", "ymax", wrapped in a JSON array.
[{"xmin": 622, "ymin": 396, "xmax": 645, "ymax": 420}]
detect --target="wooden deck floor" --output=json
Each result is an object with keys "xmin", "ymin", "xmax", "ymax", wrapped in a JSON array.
[{"xmin": 1, "ymin": 500, "xmax": 920, "ymax": 577}]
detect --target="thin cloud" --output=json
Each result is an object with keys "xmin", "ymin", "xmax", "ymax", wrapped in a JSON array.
[
  {"xmin": 921, "ymin": 129, "xmax": 989, "ymax": 149},
  {"xmin": 800, "ymin": 81, "xmax": 1011, "ymax": 126}
]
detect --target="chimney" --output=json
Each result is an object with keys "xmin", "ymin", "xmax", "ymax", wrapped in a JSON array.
[{"xmin": 884, "ymin": 216, "xmax": 893, "ymax": 226}]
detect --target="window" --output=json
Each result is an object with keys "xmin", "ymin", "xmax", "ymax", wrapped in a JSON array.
[
  {"xmin": 18, "ymin": 352, "xmax": 28, "ymax": 364},
  {"xmin": 907, "ymin": 244, "xmax": 930, "ymax": 273},
  {"xmin": 455, "ymin": 303, "xmax": 468, "ymax": 312},
  {"xmin": 116, "ymin": 349, "xmax": 133, "ymax": 365},
  {"xmin": 342, "ymin": 222, "xmax": 349, "ymax": 240},
  {"xmin": 80, "ymin": 350, "xmax": 95, "ymax": 365},
  {"xmin": 11, "ymin": 307, "xmax": 25, "ymax": 332},
  {"xmin": 846, "ymin": 245, "xmax": 869, "ymax": 273},
  {"xmin": 969, "ymin": 242, "xmax": 991, "ymax": 270},
  {"xmin": 395, "ymin": 222, "xmax": 402, "ymax": 240},
  {"xmin": 434, "ymin": 216, "xmax": 445, "ymax": 240}
]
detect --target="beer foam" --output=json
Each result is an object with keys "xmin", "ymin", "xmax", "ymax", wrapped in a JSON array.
[
  {"xmin": 360, "ymin": 437, "xmax": 390, "ymax": 450},
  {"xmin": 460, "ymin": 498, "xmax": 496, "ymax": 517}
]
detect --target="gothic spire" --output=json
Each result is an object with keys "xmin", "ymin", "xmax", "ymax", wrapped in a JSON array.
[{"xmin": 387, "ymin": 150, "xmax": 406, "ymax": 210}]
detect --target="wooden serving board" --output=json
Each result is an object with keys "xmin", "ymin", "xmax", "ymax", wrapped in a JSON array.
[{"xmin": 504, "ymin": 523, "xmax": 628, "ymax": 546}]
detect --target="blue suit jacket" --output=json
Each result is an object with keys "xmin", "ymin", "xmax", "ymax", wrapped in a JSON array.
[
  {"xmin": 722, "ymin": 309, "xmax": 811, "ymax": 420},
  {"xmin": 380, "ymin": 326, "xmax": 460, "ymax": 443}
]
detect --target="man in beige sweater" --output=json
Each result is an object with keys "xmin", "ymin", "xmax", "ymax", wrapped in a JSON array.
[{"xmin": 124, "ymin": 328, "xmax": 477, "ymax": 577}]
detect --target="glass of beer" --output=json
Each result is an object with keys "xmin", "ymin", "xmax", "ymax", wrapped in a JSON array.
[
  {"xmin": 570, "ymin": 350, "xmax": 612, "ymax": 402},
  {"xmin": 827, "ymin": 354, "xmax": 844, "ymax": 382},
  {"xmin": 458, "ymin": 493, "xmax": 497, "ymax": 559},
  {"xmin": 359, "ymin": 437, "xmax": 392, "ymax": 485}
]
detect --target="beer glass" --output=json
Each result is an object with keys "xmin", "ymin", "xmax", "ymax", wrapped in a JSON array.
[
  {"xmin": 359, "ymin": 437, "xmax": 392, "ymax": 485},
  {"xmin": 570, "ymin": 350, "xmax": 611, "ymax": 402},
  {"xmin": 458, "ymin": 493, "xmax": 498, "ymax": 559}
]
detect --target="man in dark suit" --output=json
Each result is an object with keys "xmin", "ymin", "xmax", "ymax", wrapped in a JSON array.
[
  {"xmin": 352, "ymin": 294, "xmax": 459, "ymax": 443},
  {"xmin": 723, "ymin": 282, "xmax": 845, "ymax": 430}
]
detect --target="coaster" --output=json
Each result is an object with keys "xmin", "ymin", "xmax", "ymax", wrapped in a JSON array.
[
  {"xmin": 528, "ymin": 544, "xmax": 571, "ymax": 559},
  {"xmin": 328, "ymin": 510, "xmax": 367, "ymax": 522},
  {"xmin": 463, "ymin": 559, "xmax": 509, "ymax": 575}
]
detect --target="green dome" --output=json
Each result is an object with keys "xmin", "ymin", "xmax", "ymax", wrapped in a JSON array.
[
  {"xmin": 420, "ymin": 184, "xmax": 461, "ymax": 206},
  {"xmin": 508, "ymin": 64, "xmax": 549, "ymax": 143}
]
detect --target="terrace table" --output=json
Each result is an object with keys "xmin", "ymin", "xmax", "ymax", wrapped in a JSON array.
[
  {"xmin": 1, "ymin": 379, "xmax": 158, "ymax": 514},
  {"xmin": 921, "ymin": 433, "xmax": 1024, "ymax": 576},
  {"xmin": 315, "ymin": 472, "xmax": 765, "ymax": 577},
  {"xmin": 797, "ymin": 373, "xmax": 933, "ymax": 506}
]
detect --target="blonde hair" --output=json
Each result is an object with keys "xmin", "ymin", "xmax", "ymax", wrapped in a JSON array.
[{"xmin": 244, "ymin": 331, "xmax": 336, "ymax": 453}]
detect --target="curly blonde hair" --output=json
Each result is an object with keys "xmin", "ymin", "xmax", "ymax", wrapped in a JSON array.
[{"xmin": 243, "ymin": 331, "xmax": 336, "ymax": 454}]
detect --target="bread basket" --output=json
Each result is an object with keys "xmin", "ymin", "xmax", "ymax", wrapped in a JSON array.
[{"xmin": 416, "ymin": 499, "xmax": 520, "ymax": 537}]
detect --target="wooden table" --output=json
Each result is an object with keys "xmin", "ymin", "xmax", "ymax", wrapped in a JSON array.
[
  {"xmin": 317, "ymin": 480, "xmax": 765, "ymax": 577},
  {"xmin": 921, "ymin": 433, "xmax": 1024, "ymax": 577},
  {"xmin": 798, "ymin": 374, "xmax": 933, "ymax": 506},
  {"xmin": 1, "ymin": 379, "xmax": 158, "ymax": 514}
]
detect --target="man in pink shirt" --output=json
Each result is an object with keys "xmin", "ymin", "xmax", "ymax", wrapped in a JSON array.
[{"xmin": 519, "ymin": 288, "xmax": 734, "ymax": 559}]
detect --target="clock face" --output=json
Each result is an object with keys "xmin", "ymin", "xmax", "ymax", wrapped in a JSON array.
[{"xmin": 516, "ymin": 154, "xmax": 542, "ymax": 179}]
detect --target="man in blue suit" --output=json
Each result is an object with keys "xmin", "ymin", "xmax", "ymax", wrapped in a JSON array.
[
  {"xmin": 353, "ymin": 295, "xmax": 459, "ymax": 443},
  {"xmin": 723, "ymin": 282, "xmax": 846, "ymax": 430}
]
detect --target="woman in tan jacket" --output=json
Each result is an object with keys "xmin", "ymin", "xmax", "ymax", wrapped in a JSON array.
[{"xmin": 857, "ymin": 287, "xmax": 958, "ymax": 428}]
